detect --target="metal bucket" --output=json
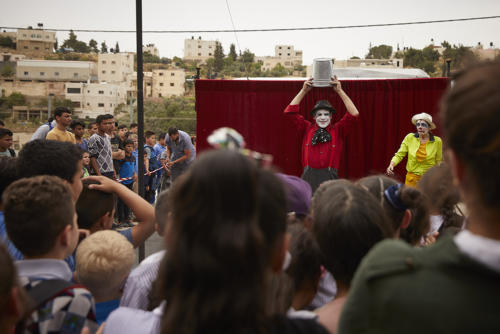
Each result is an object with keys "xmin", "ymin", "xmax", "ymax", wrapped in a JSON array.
[{"xmin": 312, "ymin": 58, "xmax": 333, "ymax": 87}]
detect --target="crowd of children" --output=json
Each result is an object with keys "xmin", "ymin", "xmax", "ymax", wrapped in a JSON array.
[{"xmin": 0, "ymin": 61, "xmax": 499, "ymax": 334}]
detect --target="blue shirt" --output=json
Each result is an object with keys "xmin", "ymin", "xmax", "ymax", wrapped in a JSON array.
[
  {"xmin": 0, "ymin": 211, "xmax": 24, "ymax": 260},
  {"xmin": 78, "ymin": 139, "xmax": 89, "ymax": 152},
  {"xmin": 119, "ymin": 154, "xmax": 136, "ymax": 185},
  {"xmin": 119, "ymin": 228, "xmax": 133, "ymax": 245},
  {"xmin": 96, "ymin": 299, "xmax": 121, "ymax": 325}
]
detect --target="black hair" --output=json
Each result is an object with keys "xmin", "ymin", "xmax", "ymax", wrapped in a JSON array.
[
  {"xmin": 96, "ymin": 114, "xmax": 114, "ymax": 124},
  {"xmin": 160, "ymin": 150, "xmax": 287, "ymax": 334},
  {"xmin": 313, "ymin": 181, "xmax": 392, "ymax": 287},
  {"xmin": 0, "ymin": 128, "xmax": 13, "ymax": 139},
  {"xmin": 0, "ymin": 157, "xmax": 19, "ymax": 203},
  {"xmin": 54, "ymin": 106, "xmax": 70, "ymax": 118},
  {"xmin": 76, "ymin": 179, "xmax": 116, "ymax": 230},
  {"xmin": 123, "ymin": 139, "xmax": 134, "ymax": 147},
  {"xmin": 167, "ymin": 127, "xmax": 178, "ymax": 136},
  {"xmin": 145, "ymin": 130, "xmax": 155, "ymax": 139},
  {"xmin": 118, "ymin": 124, "xmax": 128, "ymax": 130},
  {"xmin": 130, "ymin": 123, "xmax": 138, "ymax": 128},
  {"xmin": 159, "ymin": 132, "xmax": 166, "ymax": 141},
  {"xmin": 17, "ymin": 140, "xmax": 82, "ymax": 183},
  {"xmin": 87, "ymin": 122, "xmax": 96, "ymax": 129},
  {"xmin": 70, "ymin": 119, "xmax": 85, "ymax": 130}
]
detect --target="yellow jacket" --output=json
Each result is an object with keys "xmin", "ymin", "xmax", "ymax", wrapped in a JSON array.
[{"xmin": 391, "ymin": 133, "xmax": 442, "ymax": 175}]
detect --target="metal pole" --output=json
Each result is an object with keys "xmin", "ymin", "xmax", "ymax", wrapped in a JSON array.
[
  {"xmin": 47, "ymin": 94, "xmax": 52, "ymax": 120},
  {"xmin": 136, "ymin": 0, "xmax": 146, "ymax": 262},
  {"xmin": 129, "ymin": 91, "xmax": 133, "ymax": 124}
]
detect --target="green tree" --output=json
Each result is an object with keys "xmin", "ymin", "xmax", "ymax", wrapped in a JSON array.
[
  {"xmin": 6, "ymin": 92, "xmax": 26, "ymax": 108},
  {"xmin": 101, "ymin": 41, "xmax": 108, "ymax": 53},
  {"xmin": 241, "ymin": 49, "xmax": 255, "ymax": 63},
  {"xmin": 228, "ymin": 43, "xmax": 237, "ymax": 61},
  {"xmin": 1, "ymin": 64, "xmax": 14, "ymax": 77},
  {"xmin": 442, "ymin": 43, "xmax": 477, "ymax": 70},
  {"xmin": 115, "ymin": 42, "xmax": 120, "ymax": 53},
  {"xmin": 366, "ymin": 44, "xmax": 393, "ymax": 59},
  {"xmin": 0, "ymin": 36, "xmax": 15, "ymax": 48},
  {"xmin": 88, "ymin": 39, "xmax": 98, "ymax": 53},
  {"xmin": 350, "ymin": 56, "xmax": 360, "ymax": 59},
  {"xmin": 270, "ymin": 63, "xmax": 289, "ymax": 77},
  {"xmin": 214, "ymin": 42, "xmax": 225, "ymax": 73},
  {"xmin": 143, "ymin": 52, "xmax": 161, "ymax": 63},
  {"xmin": 61, "ymin": 30, "xmax": 90, "ymax": 53}
]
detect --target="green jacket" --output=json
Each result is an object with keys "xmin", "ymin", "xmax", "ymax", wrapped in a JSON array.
[
  {"xmin": 391, "ymin": 133, "xmax": 442, "ymax": 175},
  {"xmin": 339, "ymin": 237, "xmax": 500, "ymax": 334}
]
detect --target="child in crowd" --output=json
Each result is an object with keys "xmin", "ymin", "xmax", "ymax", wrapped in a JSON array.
[
  {"xmin": 82, "ymin": 150, "xmax": 91, "ymax": 177},
  {"xmin": 144, "ymin": 131, "xmax": 160, "ymax": 203},
  {"xmin": 418, "ymin": 163, "xmax": 465, "ymax": 240},
  {"xmin": 116, "ymin": 139, "xmax": 137, "ymax": 227},
  {"xmin": 357, "ymin": 175, "xmax": 429, "ymax": 244},
  {"xmin": 87, "ymin": 122, "xmax": 98, "ymax": 137},
  {"xmin": 271, "ymin": 223, "xmax": 322, "ymax": 318},
  {"xmin": 104, "ymin": 150, "xmax": 329, "ymax": 334},
  {"xmin": 70, "ymin": 119, "xmax": 88, "ymax": 151},
  {"xmin": 75, "ymin": 176, "xmax": 155, "ymax": 248},
  {"xmin": 313, "ymin": 181, "xmax": 393, "ymax": 334},
  {"xmin": 0, "ymin": 128, "xmax": 15, "ymax": 157},
  {"xmin": 0, "ymin": 157, "xmax": 21, "ymax": 261},
  {"xmin": 3, "ymin": 176, "xmax": 97, "ymax": 333},
  {"xmin": 0, "ymin": 244, "xmax": 29, "ymax": 333},
  {"xmin": 120, "ymin": 190, "xmax": 170, "ymax": 311},
  {"xmin": 76, "ymin": 230, "xmax": 135, "ymax": 325}
]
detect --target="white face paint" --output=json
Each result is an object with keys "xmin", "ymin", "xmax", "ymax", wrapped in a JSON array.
[{"xmin": 314, "ymin": 110, "xmax": 332, "ymax": 128}]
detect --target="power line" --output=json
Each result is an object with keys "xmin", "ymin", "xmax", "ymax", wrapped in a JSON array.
[
  {"xmin": 2, "ymin": 15, "xmax": 499, "ymax": 34},
  {"xmin": 225, "ymin": 0, "xmax": 249, "ymax": 79}
]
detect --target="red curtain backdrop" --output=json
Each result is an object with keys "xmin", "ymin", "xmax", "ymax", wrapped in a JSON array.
[{"xmin": 196, "ymin": 78, "xmax": 449, "ymax": 181}]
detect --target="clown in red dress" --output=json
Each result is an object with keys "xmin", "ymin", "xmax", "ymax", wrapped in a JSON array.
[{"xmin": 284, "ymin": 76, "xmax": 360, "ymax": 192}]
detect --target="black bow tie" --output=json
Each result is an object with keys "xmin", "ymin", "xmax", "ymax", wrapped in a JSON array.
[{"xmin": 311, "ymin": 128, "xmax": 332, "ymax": 146}]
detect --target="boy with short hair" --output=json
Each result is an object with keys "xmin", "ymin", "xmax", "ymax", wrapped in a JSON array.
[
  {"xmin": 0, "ymin": 128, "xmax": 15, "ymax": 157},
  {"xmin": 116, "ymin": 139, "xmax": 137, "ymax": 227},
  {"xmin": 0, "ymin": 157, "xmax": 21, "ymax": 260},
  {"xmin": 87, "ymin": 114, "xmax": 117, "ymax": 179},
  {"xmin": 3, "ymin": 176, "xmax": 98, "ymax": 333},
  {"xmin": 76, "ymin": 230, "xmax": 135, "ymax": 325},
  {"xmin": 46, "ymin": 107, "xmax": 76, "ymax": 143},
  {"xmin": 144, "ymin": 131, "xmax": 160, "ymax": 203},
  {"xmin": 75, "ymin": 176, "xmax": 155, "ymax": 248},
  {"xmin": 88, "ymin": 122, "xmax": 98, "ymax": 137},
  {"xmin": 70, "ymin": 119, "xmax": 88, "ymax": 151}
]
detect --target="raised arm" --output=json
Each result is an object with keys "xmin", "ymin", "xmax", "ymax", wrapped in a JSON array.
[
  {"xmin": 86, "ymin": 176, "xmax": 155, "ymax": 248},
  {"xmin": 290, "ymin": 78, "xmax": 313, "ymax": 106},
  {"xmin": 331, "ymin": 75, "xmax": 359, "ymax": 117}
]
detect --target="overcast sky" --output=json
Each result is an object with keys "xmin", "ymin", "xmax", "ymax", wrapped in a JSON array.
[{"xmin": 1, "ymin": 0, "xmax": 499, "ymax": 64}]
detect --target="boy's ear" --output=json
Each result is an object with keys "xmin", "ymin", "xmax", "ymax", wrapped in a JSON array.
[
  {"xmin": 96, "ymin": 212, "xmax": 113, "ymax": 230},
  {"xmin": 401, "ymin": 209, "xmax": 412, "ymax": 229},
  {"xmin": 59, "ymin": 224, "xmax": 73, "ymax": 247}
]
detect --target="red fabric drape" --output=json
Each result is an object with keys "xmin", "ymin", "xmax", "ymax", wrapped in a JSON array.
[{"xmin": 196, "ymin": 78, "xmax": 449, "ymax": 181}]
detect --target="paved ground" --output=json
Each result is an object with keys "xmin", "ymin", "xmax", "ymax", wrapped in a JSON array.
[{"xmin": 133, "ymin": 232, "xmax": 164, "ymax": 266}]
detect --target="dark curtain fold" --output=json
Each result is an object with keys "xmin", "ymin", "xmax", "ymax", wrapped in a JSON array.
[{"xmin": 196, "ymin": 78, "xmax": 449, "ymax": 181}]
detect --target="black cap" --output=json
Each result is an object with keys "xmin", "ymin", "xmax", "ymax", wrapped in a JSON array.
[{"xmin": 310, "ymin": 100, "xmax": 336, "ymax": 117}]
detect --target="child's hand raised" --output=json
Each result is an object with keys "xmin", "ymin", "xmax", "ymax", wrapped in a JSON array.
[{"xmin": 84, "ymin": 175, "xmax": 120, "ymax": 193}]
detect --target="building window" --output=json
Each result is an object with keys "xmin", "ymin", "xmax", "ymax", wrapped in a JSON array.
[
  {"xmin": 24, "ymin": 46, "xmax": 28, "ymax": 49},
  {"xmin": 98, "ymin": 90, "xmax": 104, "ymax": 94},
  {"xmin": 146, "ymin": 83, "xmax": 151, "ymax": 86},
  {"xmin": 23, "ymin": 34, "xmax": 26, "ymax": 37},
  {"xmin": 67, "ymin": 87, "xmax": 81, "ymax": 94},
  {"xmin": 159, "ymin": 83, "xmax": 164, "ymax": 86},
  {"xmin": 170, "ymin": 83, "xmax": 174, "ymax": 87},
  {"xmin": 198, "ymin": 45, "xmax": 202, "ymax": 48},
  {"xmin": 98, "ymin": 103, "xmax": 105, "ymax": 107},
  {"xmin": 209, "ymin": 53, "xmax": 212, "ymax": 56},
  {"xmin": 34, "ymin": 47, "xmax": 39, "ymax": 50},
  {"xmin": 24, "ymin": 71, "xmax": 28, "ymax": 75},
  {"xmin": 288, "ymin": 47, "xmax": 290, "ymax": 49},
  {"xmin": 40, "ymin": 72, "xmax": 44, "ymax": 76},
  {"xmin": 171, "ymin": 72, "xmax": 175, "ymax": 76},
  {"xmin": 87, "ymin": 102, "xmax": 90, "ymax": 106},
  {"xmin": 110, "ymin": 91, "xmax": 113, "ymax": 95},
  {"xmin": 49, "ymin": 84, "xmax": 54, "ymax": 88},
  {"xmin": 87, "ymin": 90, "xmax": 90, "ymax": 93},
  {"xmin": 72, "ymin": 101, "xmax": 81, "ymax": 108},
  {"xmin": 279, "ymin": 46, "xmax": 282, "ymax": 49},
  {"xmin": 45, "ymin": 47, "xmax": 49, "ymax": 50},
  {"xmin": 111, "ymin": 61, "xmax": 116, "ymax": 64},
  {"xmin": 111, "ymin": 71, "xmax": 115, "ymax": 74},
  {"xmin": 110, "ymin": 103, "xmax": 113, "ymax": 107},
  {"xmin": 74, "ymin": 73, "xmax": 78, "ymax": 78},
  {"xmin": 102, "ymin": 70, "xmax": 106, "ymax": 74},
  {"xmin": 37, "ymin": 34, "xmax": 41, "ymax": 38},
  {"xmin": 159, "ymin": 72, "xmax": 164, "ymax": 76},
  {"xmin": 102, "ymin": 60, "xmax": 106, "ymax": 64},
  {"xmin": 198, "ymin": 53, "xmax": 201, "ymax": 56},
  {"xmin": 287, "ymin": 53, "xmax": 290, "ymax": 56},
  {"xmin": 279, "ymin": 53, "xmax": 282, "ymax": 56}
]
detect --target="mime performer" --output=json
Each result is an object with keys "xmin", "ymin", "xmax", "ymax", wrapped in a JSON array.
[{"xmin": 284, "ymin": 76, "xmax": 360, "ymax": 192}]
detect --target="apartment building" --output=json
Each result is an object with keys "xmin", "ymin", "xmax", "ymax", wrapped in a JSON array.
[
  {"xmin": 151, "ymin": 69, "xmax": 185, "ymax": 98},
  {"xmin": 184, "ymin": 37, "xmax": 217, "ymax": 62},
  {"xmin": 256, "ymin": 45, "xmax": 303, "ymax": 71},
  {"xmin": 143, "ymin": 44, "xmax": 159, "ymax": 57},
  {"xmin": 16, "ymin": 59, "xmax": 97, "ymax": 82},
  {"xmin": 97, "ymin": 53, "xmax": 134, "ymax": 83},
  {"xmin": 126, "ymin": 71, "xmax": 153, "ymax": 99},
  {"xmin": 16, "ymin": 28, "xmax": 56, "ymax": 54},
  {"xmin": 65, "ymin": 82, "xmax": 127, "ymax": 118}
]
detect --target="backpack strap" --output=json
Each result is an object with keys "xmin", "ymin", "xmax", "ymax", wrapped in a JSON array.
[
  {"xmin": 26, "ymin": 279, "xmax": 83, "ymax": 311},
  {"xmin": 47, "ymin": 121, "xmax": 54, "ymax": 131},
  {"xmin": 8, "ymin": 148, "xmax": 16, "ymax": 157}
]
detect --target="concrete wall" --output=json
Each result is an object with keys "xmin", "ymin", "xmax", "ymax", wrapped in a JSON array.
[
  {"xmin": 16, "ymin": 60, "xmax": 97, "ymax": 82},
  {"xmin": 0, "ymin": 80, "xmax": 66, "ymax": 98},
  {"xmin": 151, "ymin": 69, "xmax": 185, "ymax": 98},
  {"xmin": 97, "ymin": 53, "xmax": 134, "ymax": 83}
]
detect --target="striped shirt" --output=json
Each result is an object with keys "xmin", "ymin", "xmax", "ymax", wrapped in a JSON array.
[{"xmin": 120, "ymin": 250, "xmax": 165, "ymax": 310}]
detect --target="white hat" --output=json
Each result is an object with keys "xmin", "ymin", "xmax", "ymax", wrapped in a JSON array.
[{"xmin": 411, "ymin": 113, "xmax": 436, "ymax": 130}]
